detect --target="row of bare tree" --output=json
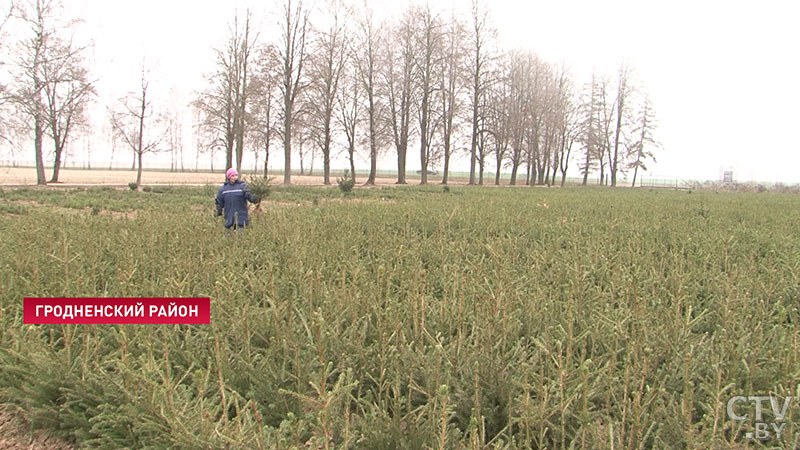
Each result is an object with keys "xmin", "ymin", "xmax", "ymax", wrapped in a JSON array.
[
  {"xmin": 1, "ymin": 0, "xmax": 199, "ymax": 187},
  {"xmin": 0, "ymin": 0, "xmax": 658, "ymax": 187},
  {"xmin": 194, "ymin": 0, "xmax": 659, "ymax": 187},
  {"xmin": 0, "ymin": 0, "xmax": 95, "ymax": 185}
]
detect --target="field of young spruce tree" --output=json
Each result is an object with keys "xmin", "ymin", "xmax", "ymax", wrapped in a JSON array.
[{"xmin": 0, "ymin": 185, "xmax": 799, "ymax": 449}]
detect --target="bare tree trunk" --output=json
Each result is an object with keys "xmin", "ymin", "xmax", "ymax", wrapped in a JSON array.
[
  {"xmin": 384, "ymin": 11, "xmax": 415, "ymax": 186},
  {"xmin": 476, "ymin": 130, "xmax": 486, "ymax": 185},
  {"xmin": 367, "ymin": 120, "xmax": 376, "ymax": 184},
  {"xmin": 32, "ymin": 12, "xmax": 46, "ymax": 185},
  {"xmin": 441, "ymin": 144, "xmax": 450, "ymax": 185},
  {"xmin": 307, "ymin": 3, "xmax": 345, "ymax": 186},
  {"xmin": 279, "ymin": 0, "xmax": 309, "ymax": 185},
  {"xmin": 581, "ymin": 147, "xmax": 590, "ymax": 185},
  {"xmin": 469, "ymin": 100, "xmax": 478, "ymax": 185},
  {"xmin": 542, "ymin": 145, "xmax": 550, "ymax": 186},
  {"xmin": 298, "ymin": 139, "xmax": 304, "ymax": 175},
  {"xmin": 366, "ymin": 86, "xmax": 376, "ymax": 185},
  {"xmin": 525, "ymin": 157, "xmax": 531, "ymax": 185},
  {"xmin": 610, "ymin": 65, "xmax": 630, "ymax": 187},
  {"xmin": 611, "ymin": 110, "xmax": 622, "ymax": 187},
  {"xmin": 416, "ymin": 7, "xmax": 440, "ymax": 187},
  {"xmin": 419, "ymin": 81, "xmax": 429, "ymax": 187},
  {"xmin": 308, "ymin": 145, "xmax": 314, "ymax": 175},
  {"xmin": 323, "ymin": 131, "xmax": 330, "ymax": 185},
  {"xmin": 34, "ymin": 115, "xmax": 46, "ymax": 184},
  {"xmin": 395, "ymin": 144, "xmax": 405, "ymax": 184},
  {"xmin": 235, "ymin": 137, "xmax": 244, "ymax": 170},
  {"xmin": 136, "ymin": 151, "xmax": 143, "ymax": 188},
  {"xmin": 509, "ymin": 155, "xmax": 519, "ymax": 185},
  {"xmin": 34, "ymin": 110, "xmax": 46, "ymax": 185},
  {"xmin": 536, "ymin": 140, "xmax": 545, "ymax": 185},
  {"xmin": 599, "ymin": 162, "xmax": 604, "ymax": 185},
  {"xmin": 349, "ymin": 148, "xmax": 356, "ymax": 183},
  {"xmin": 337, "ymin": 62, "xmax": 360, "ymax": 185},
  {"xmin": 232, "ymin": 11, "xmax": 254, "ymax": 173},
  {"xmin": 439, "ymin": 13, "xmax": 463, "ymax": 185},
  {"xmin": 468, "ymin": 0, "xmax": 490, "ymax": 185},
  {"xmin": 283, "ymin": 106, "xmax": 292, "ymax": 183},
  {"xmin": 50, "ymin": 140, "xmax": 61, "ymax": 183},
  {"xmin": 494, "ymin": 151, "xmax": 502, "ymax": 185},
  {"xmin": 366, "ymin": 70, "xmax": 377, "ymax": 185},
  {"xmin": 263, "ymin": 143, "xmax": 270, "ymax": 177},
  {"xmin": 226, "ymin": 121, "xmax": 234, "ymax": 169},
  {"xmin": 258, "ymin": 84, "xmax": 274, "ymax": 178}
]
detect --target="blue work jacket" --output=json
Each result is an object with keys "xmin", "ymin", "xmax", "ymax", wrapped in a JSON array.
[{"xmin": 215, "ymin": 180, "xmax": 257, "ymax": 228}]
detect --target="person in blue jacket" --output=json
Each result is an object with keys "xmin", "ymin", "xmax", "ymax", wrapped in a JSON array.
[{"xmin": 215, "ymin": 168, "xmax": 259, "ymax": 230}]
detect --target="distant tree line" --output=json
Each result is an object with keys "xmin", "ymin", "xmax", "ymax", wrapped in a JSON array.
[
  {"xmin": 195, "ymin": 0, "xmax": 659, "ymax": 186},
  {"xmin": 0, "ymin": 0, "xmax": 658, "ymax": 187},
  {"xmin": 1, "ymin": 0, "xmax": 95, "ymax": 185}
]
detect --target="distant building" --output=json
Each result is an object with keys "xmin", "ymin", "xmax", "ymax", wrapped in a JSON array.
[{"xmin": 723, "ymin": 170, "xmax": 734, "ymax": 183}]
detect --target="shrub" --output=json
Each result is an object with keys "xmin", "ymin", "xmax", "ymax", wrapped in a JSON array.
[
  {"xmin": 337, "ymin": 170, "xmax": 355, "ymax": 194},
  {"xmin": 245, "ymin": 175, "xmax": 272, "ymax": 203},
  {"xmin": 128, "ymin": 182, "xmax": 138, "ymax": 191}
]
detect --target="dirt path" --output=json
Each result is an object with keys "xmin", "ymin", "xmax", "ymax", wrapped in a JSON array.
[
  {"xmin": 0, "ymin": 408, "xmax": 73, "ymax": 450},
  {"xmin": 0, "ymin": 167, "xmax": 472, "ymax": 187}
]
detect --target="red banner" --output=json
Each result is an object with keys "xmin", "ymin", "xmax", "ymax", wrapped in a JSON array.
[{"xmin": 23, "ymin": 297, "xmax": 211, "ymax": 324}]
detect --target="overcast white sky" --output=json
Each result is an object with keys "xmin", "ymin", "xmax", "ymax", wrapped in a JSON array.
[{"xmin": 27, "ymin": 0, "xmax": 800, "ymax": 181}]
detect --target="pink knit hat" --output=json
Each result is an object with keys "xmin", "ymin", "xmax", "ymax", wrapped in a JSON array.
[{"xmin": 226, "ymin": 168, "xmax": 238, "ymax": 179}]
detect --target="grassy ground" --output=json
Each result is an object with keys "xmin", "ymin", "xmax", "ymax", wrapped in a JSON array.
[{"xmin": 1, "ymin": 185, "xmax": 798, "ymax": 448}]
